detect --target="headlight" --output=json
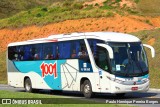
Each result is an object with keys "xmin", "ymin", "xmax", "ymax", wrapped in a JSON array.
[
  {"xmin": 115, "ymin": 79, "xmax": 124, "ymax": 84},
  {"xmin": 106, "ymin": 76, "xmax": 124, "ymax": 84}
]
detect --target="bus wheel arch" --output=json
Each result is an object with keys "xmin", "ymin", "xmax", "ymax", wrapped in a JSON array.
[
  {"xmin": 24, "ymin": 77, "xmax": 33, "ymax": 93},
  {"xmin": 80, "ymin": 78, "xmax": 94, "ymax": 98}
]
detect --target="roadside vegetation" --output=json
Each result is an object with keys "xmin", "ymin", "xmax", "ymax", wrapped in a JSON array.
[
  {"xmin": 0, "ymin": 52, "xmax": 7, "ymax": 84},
  {"xmin": 0, "ymin": 90, "xmax": 133, "ymax": 107}
]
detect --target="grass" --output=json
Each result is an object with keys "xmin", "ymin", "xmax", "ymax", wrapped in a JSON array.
[
  {"xmin": 0, "ymin": 0, "xmax": 64, "ymax": 19},
  {"xmin": 0, "ymin": 0, "xmax": 160, "ymax": 29},
  {"xmin": 0, "ymin": 5, "xmax": 116, "ymax": 29},
  {"xmin": 0, "ymin": 0, "xmax": 140, "ymax": 29},
  {"xmin": 0, "ymin": 90, "xmax": 60, "ymax": 98},
  {"xmin": 0, "ymin": 90, "xmax": 133, "ymax": 107},
  {"xmin": 1, "ymin": 105, "xmax": 133, "ymax": 107},
  {"xmin": 0, "ymin": 51, "xmax": 7, "ymax": 83},
  {"xmin": 137, "ymin": 0, "xmax": 160, "ymax": 16}
]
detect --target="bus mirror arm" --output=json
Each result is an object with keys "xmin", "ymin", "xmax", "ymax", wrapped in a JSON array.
[
  {"xmin": 96, "ymin": 43, "xmax": 114, "ymax": 59},
  {"xmin": 143, "ymin": 44, "xmax": 155, "ymax": 58}
]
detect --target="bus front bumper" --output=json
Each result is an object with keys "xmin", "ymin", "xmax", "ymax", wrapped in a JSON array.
[{"xmin": 110, "ymin": 80, "xmax": 149, "ymax": 94}]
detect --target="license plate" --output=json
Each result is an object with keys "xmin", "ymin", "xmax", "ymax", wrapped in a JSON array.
[{"xmin": 131, "ymin": 87, "xmax": 138, "ymax": 91}]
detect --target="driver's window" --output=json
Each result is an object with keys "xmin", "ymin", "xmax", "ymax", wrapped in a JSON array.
[{"xmin": 95, "ymin": 46, "xmax": 109, "ymax": 71}]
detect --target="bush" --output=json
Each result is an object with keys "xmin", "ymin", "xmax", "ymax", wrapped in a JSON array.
[
  {"xmin": 63, "ymin": 1, "xmax": 72, "ymax": 7},
  {"xmin": 100, "ymin": 5, "xmax": 113, "ymax": 10},
  {"xmin": 95, "ymin": 3, "xmax": 99, "ymax": 7},
  {"xmin": 145, "ymin": 19, "xmax": 152, "ymax": 25},
  {"xmin": 84, "ymin": 4, "xmax": 93, "ymax": 10},
  {"xmin": 105, "ymin": 11, "xmax": 115, "ymax": 17},
  {"xmin": 127, "ymin": 8, "xmax": 138, "ymax": 14},
  {"xmin": 36, "ymin": 13, "xmax": 42, "ymax": 17},
  {"xmin": 134, "ymin": 0, "xmax": 140, "ymax": 4},
  {"xmin": 72, "ymin": 3, "xmax": 83, "ymax": 9},
  {"xmin": 28, "ymin": 10, "xmax": 31, "ymax": 14},
  {"xmin": 115, "ymin": 0, "xmax": 121, "ymax": 3},
  {"xmin": 41, "ymin": 7, "xmax": 48, "ymax": 12}
]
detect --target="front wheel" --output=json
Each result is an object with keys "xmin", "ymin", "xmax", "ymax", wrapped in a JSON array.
[
  {"xmin": 81, "ymin": 80, "xmax": 94, "ymax": 98},
  {"xmin": 24, "ymin": 78, "xmax": 33, "ymax": 92}
]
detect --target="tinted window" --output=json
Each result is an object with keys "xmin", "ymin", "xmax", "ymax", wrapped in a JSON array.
[
  {"xmin": 8, "ymin": 39, "xmax": 90, "ymax": 61},
  {"xmin": 8, "ymin": 46, "xmax": 19, "ymax": 61},
  {"xmin": 88, "ymin": 39, "xmax": 105, "ymax": 58},
  {"xmin": 43, "ymin": 43, "xmax": 54, "ymax": 60},
  {"xmin": 95, "ymin": 46, "xmax": 109, "ymax": 71}
]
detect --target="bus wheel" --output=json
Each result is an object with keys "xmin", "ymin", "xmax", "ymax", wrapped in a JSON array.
[
  {"xmin": 24, "ymin": 78, "xmax": 33, "ymax": 93},
  {"xmin": 82, "ymin": 80, "xmax": 93, "ymax": 98}
]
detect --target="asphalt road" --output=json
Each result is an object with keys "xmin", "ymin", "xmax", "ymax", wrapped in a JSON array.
[{"xmin": 0, "ymin": 84, "xmax": 160, "ymax": 107}]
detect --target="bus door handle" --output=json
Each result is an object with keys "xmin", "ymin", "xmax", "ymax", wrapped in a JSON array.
[{"xmin": 100, "ymin": 76, "xmax": 103, "ymax": 79}]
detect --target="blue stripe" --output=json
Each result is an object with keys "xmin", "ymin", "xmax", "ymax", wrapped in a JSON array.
[{"xmin": 14, "ymin": 60, "xmax": 66, "ymax": 90}]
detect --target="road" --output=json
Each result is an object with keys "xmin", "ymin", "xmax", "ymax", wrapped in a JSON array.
[{"xmin": 0, "ymin": 84, "xmax": 160, "ymax": 107}]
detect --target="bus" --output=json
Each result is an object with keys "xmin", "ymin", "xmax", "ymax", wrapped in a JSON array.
[{"xmin": 7, "ymin": 32, "xmax": 155, "ymax": 98}]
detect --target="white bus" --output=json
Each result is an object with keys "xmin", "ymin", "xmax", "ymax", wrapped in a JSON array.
[{"xmin": 7, "ymin": 32, "xmax": 155, "ymax": 98}]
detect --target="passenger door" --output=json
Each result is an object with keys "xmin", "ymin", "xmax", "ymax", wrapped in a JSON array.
[{"xmin": 96, "ymin": 46, "xmax": 111, "ymax": 92}]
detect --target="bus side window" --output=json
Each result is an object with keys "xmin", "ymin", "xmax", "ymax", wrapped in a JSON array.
[
  {"xmin": 8, "ymin": 46, "xmax": 32, "ymax": 61},
  {"xmin": 62, "ymin": 42, "xmax": 71, "ymax": 59},
  {"xmin": 43, "ymin": 43, "xmax": 54, "ymax": 60},
  {"xmin": 71, "ymin": 41, "xmax": 80, "ymax": 59},
  {"xmin": 17, "ymin": 46, "xmax": 24, "ymax": 61},
  {"xmin": 88, "ymin": 39, "xmax": 105, "ymax": 59},
  {"xmin": 8, "ymin": 46, "xmax": 17, "ymax": 60},
  {"xmin": 23, "ymin": 45, "xmax": 33, "ymax": 61},
  {"xmin": 78, "ymin": 40, "xmax": 90, "ymax": 63},
  {"xmin": 55, "ymin": 45, "xmax": 59, "ymax": 59},
  {"xmin": 31, "ymin": 44, "xmax": 42, "ymax": 60}
]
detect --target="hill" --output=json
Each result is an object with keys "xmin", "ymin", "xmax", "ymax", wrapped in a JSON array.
[
  {"xmin": 0, "ymin": 0, "xmax": 64, "ymax": 19},
  {"xmin": 0, "ymin": 0, "xmax": 160, "ymax": 88}
]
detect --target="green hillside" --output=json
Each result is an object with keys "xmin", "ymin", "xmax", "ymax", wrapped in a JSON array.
[
  {"xmin": 0, "ymin": 0, "xmax": 160, "ymax": 29},
  {"xmin": 0, "ymin": 0, "xmax": 64, "ymax": 19},
  {"xmin": 0, "ymin": 0, "xmax": 139, "ymax": 29},
  {"xmin": 137, "ymin": 0, "xmax": 160, "ymax": 16}
]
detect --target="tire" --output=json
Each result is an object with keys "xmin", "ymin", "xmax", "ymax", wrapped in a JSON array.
[
  {"xmin": 24, "ymin": 78, "xmax": 33, "ymax": 93},
  {"xmin": 81, "ymin": 80, "xmax": 94, "ymax": 98},
  {"xmin": 115, "ymin": 93, "xmax": 125, "ymax": 97}
]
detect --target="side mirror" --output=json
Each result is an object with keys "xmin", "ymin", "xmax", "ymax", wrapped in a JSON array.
[
  {"xmin": 97, "ymin": 43, "xmax": 114, "ymax": 59},
  {"xmin": 143, "ymin": 44, "xmax": 155, "ymax": 58}
]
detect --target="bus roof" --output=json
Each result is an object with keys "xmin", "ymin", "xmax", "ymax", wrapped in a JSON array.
[{"xmin": 8, "ymin": 32, "xmax": 140, "ymax": 46}]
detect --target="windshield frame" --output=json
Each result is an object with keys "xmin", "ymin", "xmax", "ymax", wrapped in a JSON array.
[{"xmin": 107, "ymin": 42, "xmax": 149, "ymax": 77}]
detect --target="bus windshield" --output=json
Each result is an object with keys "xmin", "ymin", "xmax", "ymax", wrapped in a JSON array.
[{"xmin": 109, "ymin": 42, "xmax": 148, "ymax": 77}]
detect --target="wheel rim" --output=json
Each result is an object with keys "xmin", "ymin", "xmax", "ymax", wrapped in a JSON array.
[
  {"xmin": 84, "ymin": 84, "xmax": 90, "ymax": 94},
  {"xmin": 25, "ymin": 82, "xmax": 31, "ymax": 91}
]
